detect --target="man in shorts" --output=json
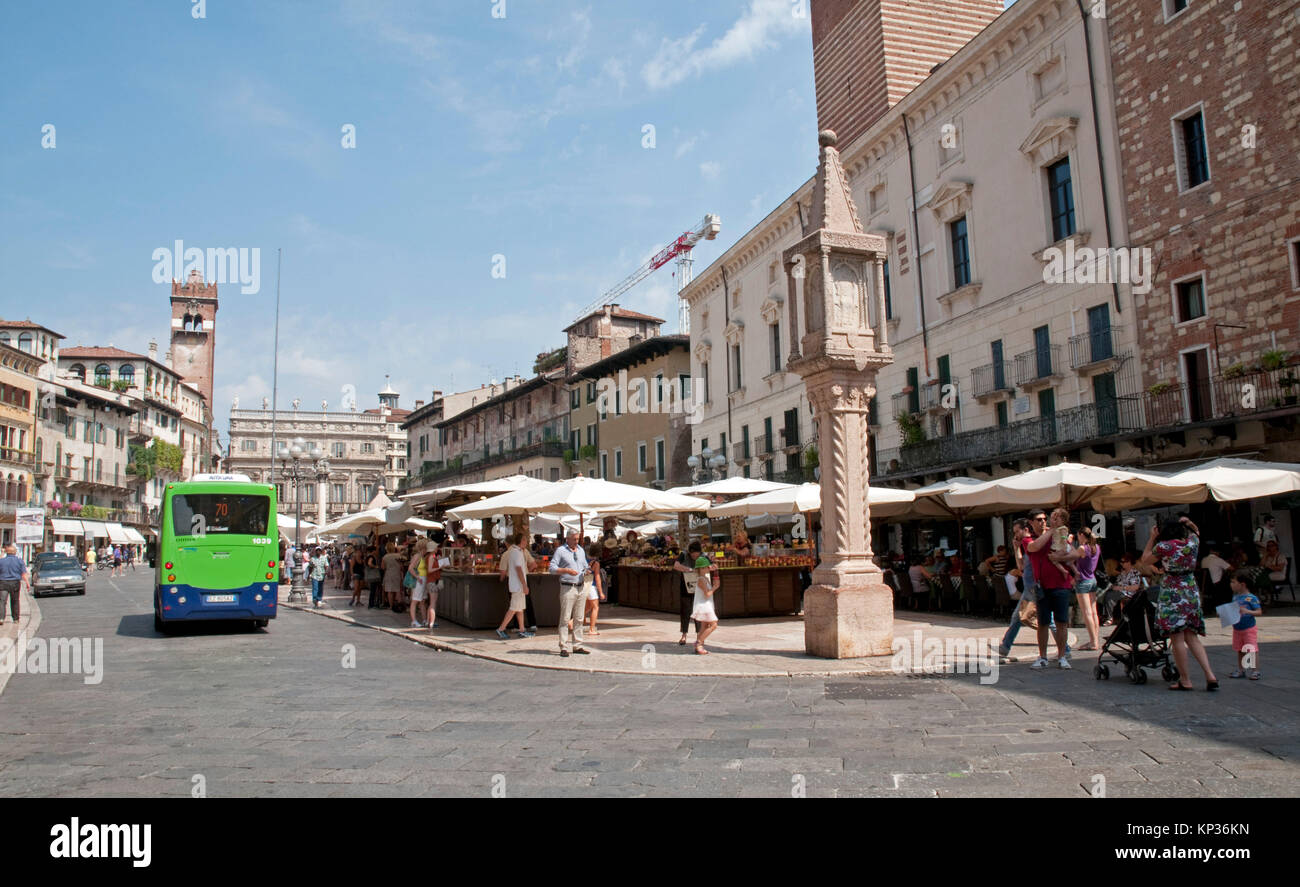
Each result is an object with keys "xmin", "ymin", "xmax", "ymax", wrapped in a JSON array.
[
  {"xmin": 1026, "ymin": 508, "xmax": 1074, "ymax": 669},
  {"xmin": 495, "ymin": 533, "xmax": 535, "ymax": 640}
]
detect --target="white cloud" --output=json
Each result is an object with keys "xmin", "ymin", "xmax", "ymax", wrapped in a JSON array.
[
  {"xmin": 699, "ymin": 161, "xmax": 721, "ymax": 180},
  {"xmin": 642, "ymin": 0, "xmax": 808, "ymax": 90},
  {"xmin": 555, "ymin": 8, "xmax": 593, "ymax": 72},
  {"xmin": 600, "ymin": 57, "xmax": 628, "ymax": 93},
  {"xmin": 674, "ymin": 134, "xmax": 698, "ymax": 159}
]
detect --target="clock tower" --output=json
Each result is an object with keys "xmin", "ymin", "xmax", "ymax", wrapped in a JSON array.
[{"xmin": 169, "ymin": 268, "xmax": 218, "ymax": 410}]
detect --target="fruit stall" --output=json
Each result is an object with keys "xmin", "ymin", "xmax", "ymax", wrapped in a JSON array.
[
  {"xmin": 436, "ymin": 550, "xmax": 563, "ymax": 629},
  {"xmin": 615, "ymin": 549, "xmax": 814, "ymax": 618}
]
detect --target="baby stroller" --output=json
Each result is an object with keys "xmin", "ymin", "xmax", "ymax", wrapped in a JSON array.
[{"xmin": 1093, "ymin": 586, "xmax": 1177, "ymax": 685}]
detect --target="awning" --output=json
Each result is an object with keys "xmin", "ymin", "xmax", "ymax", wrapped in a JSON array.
[
  {"xmin": 51, "ymin": 518, "xmax": 84, "ymax": 535},
  {"xmin": 105, "ymin": 522, "xmax": 131, "ymax": 544},
  {"xmin": 123, "ymin": 527, "xmax": 147, "ymax": 544},
  {"xmin": 81, "ymin": 520, "xmax": 109, "ymax": 538}
]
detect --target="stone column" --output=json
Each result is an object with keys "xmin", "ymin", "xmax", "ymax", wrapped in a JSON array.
[{"xmin": 317, "ymin": 478, "xmax": 327, "ymax": 526}]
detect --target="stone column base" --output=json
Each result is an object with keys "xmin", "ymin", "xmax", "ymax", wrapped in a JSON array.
[{"xmin": 803, "ymin": 582, "xmax": 894, "ymax": 659}]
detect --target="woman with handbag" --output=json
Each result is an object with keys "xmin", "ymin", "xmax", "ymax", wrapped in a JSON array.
[
  {"xmin": 585, "ymin": 543, "xmax": 607, "ymax": 636},
  {"xmin": 406, "ymin": 539, "xmax": 430, "ymax": 628}
]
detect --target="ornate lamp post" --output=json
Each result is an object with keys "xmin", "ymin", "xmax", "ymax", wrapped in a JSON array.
[
  {"xmin": 782, "ymin": 130, "xmax": 894, "ymax": 658},
  {"xmin": 277, "ymin": 436, "xmax": 328, "ymax": 600},
  {"xmin": 684, "ymin": 446, "xmax": 729, "ymax": 544}
]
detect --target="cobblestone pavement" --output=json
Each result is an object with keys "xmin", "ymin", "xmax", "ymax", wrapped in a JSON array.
[{"xmin": 1, "ymin": 570, "xmax": 1296, "ymax": 797}]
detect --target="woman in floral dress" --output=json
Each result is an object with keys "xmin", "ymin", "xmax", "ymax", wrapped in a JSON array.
[{"xmin": 1141, "ymin": 516, "xmax": 1218, "ymax": 691}]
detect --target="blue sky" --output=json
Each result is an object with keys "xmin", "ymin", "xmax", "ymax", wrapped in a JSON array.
[{"xmin": 1, "ymin": 0, "xmax": 1012, "ymax": 436}]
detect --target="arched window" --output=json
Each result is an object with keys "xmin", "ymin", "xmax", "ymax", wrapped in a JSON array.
[
  {"xmin": 118, "ymin": 364, "xmax": 135, "ymax": 386},
  {"xmin": 193, "ymin": 315, "xmax": 203, "ymax": 331},
  {"xmin": 94, "ymin": 364, "xmax": 110, "ymax": 386},
  {"xmin": 17, "ymin": 333, "xmax": 32, "ymax": 353},
  {"xmin": 18, "ymin": 477, "xmax": 26, "ymax": 503},
  {"xmin": 71, "ymin": 364, "xmax": 86, "ymax": 381},
  {"xmin": 0, "ymin": 333, "xmax": 9, "ymax": 348}
]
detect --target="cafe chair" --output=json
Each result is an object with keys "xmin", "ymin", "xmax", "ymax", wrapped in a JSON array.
[{"xmin": 1272, "ymin": 556, "xmax": 1294, "ymax": 604}]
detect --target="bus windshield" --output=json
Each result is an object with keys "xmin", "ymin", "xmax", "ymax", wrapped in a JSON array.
[{"xmin": 171, "ymin": 494, "xmax": 271, "ymax": 537}]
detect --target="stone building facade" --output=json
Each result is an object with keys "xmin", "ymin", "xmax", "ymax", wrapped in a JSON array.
[
  {"xmin": 1107, "ymin": 0, "xmax": 1300, "ymax": 464},
  {"xmin": 0, "ymin": 343, "xmax": 40, "ymax": 542}
]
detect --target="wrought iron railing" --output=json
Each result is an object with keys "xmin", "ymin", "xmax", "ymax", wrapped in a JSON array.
[
  {"xmin": 971, "ymin": 362, "xmax": 1013, "ymax": 398},
  {"xmin": 1068, "ymin": 325, "xmax": 1125, "ymax": 368},
  {"xmin": 752, "ymin": 435, "xmax": 775, "ymax": 459},
  {"xmin": 1013, "ymin": 344, "xmax": 1061, "ymax": 385}
]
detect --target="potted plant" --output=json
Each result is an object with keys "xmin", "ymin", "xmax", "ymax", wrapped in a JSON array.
[
  {"xmin": 563, "ymin": 448, "xmax": 575, "ymax": 463},
  {"xmin": 578, "ymin": 444, "xmax": 598, "ymax": 461},
  {"xmin": 804, "ymin": 445, "xmax": 819, "ymax": 470},
  {"xmin": 1281, "ymin": 372, "xmax": 1299, "ymax": 405},
  {"xmin": 1261, "ymin": 348, "xmax": 1289, "ymax": 371},
  {"xmin": 897, "ymin": 412, "xmax": 926, "ymax": 447},
  {"xmin": 1222, "ymin": 362, "xmax": 1247, "ymax": 379},
  {"xmin": 1147, "ymin": 381, "xmax": 1172, "ymax": 396}
]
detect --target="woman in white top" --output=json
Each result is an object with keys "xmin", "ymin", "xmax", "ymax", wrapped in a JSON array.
[
  {"xmin": 584, "ymin": 543, "xmax": 607, "ymax": 636},
  {"xmin": 690, "ymin": 555, "xmax": 719, "ymax": 655}
]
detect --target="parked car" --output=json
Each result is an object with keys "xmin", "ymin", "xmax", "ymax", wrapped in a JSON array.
[{"xmin": 31, "ymin": 556, "xmax": 86, "ymax": 597}]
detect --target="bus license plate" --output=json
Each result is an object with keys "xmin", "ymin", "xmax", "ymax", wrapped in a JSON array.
[{"xmin": 206, "ymin": 594, "xmax": 237, "ymax": 603}]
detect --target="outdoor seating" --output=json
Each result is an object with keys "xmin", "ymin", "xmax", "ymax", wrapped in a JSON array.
[{"xmin": 1272, "ymin": 556, "xmax": 1294, "ymax": 603}]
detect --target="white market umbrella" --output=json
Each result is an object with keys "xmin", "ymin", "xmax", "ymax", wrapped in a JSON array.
[
  {"xmin": 707, "ymin": 482, "xmax": 916, "ymax": 518},
  {"xmin": 447, "ymin": 476, "xmax": 710, "ymax": 521},
  {"xmin": 365, "ymin": 488, "xmax": 393, "ymax": 510},
  {"xmin": 1161, "ymin": 457, "xmax": 1300, "ymax": 502},
  {"xmin": 677, "ymin": 477, "xmax": 795, "ymax": 497},
  {"xmin": 315, "ymin": 507, "xmax": 386, "ymax": 536},
  {"xmin": 402, "ymin": 475, "xmax": 550, "ymax": 507},
  {"xmin": 941, "ymin": 460, "xmax": 1204, "ymax": 515}
]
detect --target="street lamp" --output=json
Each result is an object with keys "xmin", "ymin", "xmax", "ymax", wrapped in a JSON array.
[
  {"xmin": 277, "ymin": 436, "xmax": 328, "ymax": 601},
  {"xmin": 686, "ymin": 446, "xmax": 727, "ymax": 483}
]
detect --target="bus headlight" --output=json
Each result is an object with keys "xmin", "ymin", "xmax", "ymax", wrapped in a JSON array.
[
  {"xmin": 178, "ymin": 596, "xmax": 187, "ymax": 604},
  {"xmin": 262, "ymin": 584, "xmax": 270, "ymax": 592},
  {"xmin": 170, "ymin": 587, "xmax": 178, "ymax": 594},
  {"xmin": 254, "ymin": 594, "xmax": 263, "ymax": 601}
]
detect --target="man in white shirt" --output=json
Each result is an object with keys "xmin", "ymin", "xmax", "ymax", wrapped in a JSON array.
[
  {"xmin": 549, "ymin": 531, "xmax": 591, "ymax": 657},
  {"xmin": 494, "ymin": 534, "xmax": 535, "ymax": 640},
  {"xmin": 1202, "ymin": 547, "xmax": 1231, "ymax": 585},
  {"xmin": 1254, "ymin": 515, "xmax": 1278, "ymax": 556}
]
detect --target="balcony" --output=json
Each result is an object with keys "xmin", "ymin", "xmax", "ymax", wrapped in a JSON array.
[
  {"xmin": 752, "ymin": 435, "xmax": 775, "ymax": 461},
  {"xmin": 778, "ymin": 425, "xmax": 801, "ymax": 452},
  {"xmin": 1145, "ymin": 364, "xmax": 1300, "ymax": 430},
  {"xmin": 732, "ymin": 440, "xmax": 751, "ymax": 465},
  {"xmin": 0, "ymin": 449, "xmax": 35, "ymax": 468},
  {"xmin": 891, "ymin": 391, "xmax": 919, "ymax": 419},
  {"xmin": 1013, "ymin": 344, "xmax": 1063, "ymax": 391},
  {"xmin": 920, "ymin": 382, "xmax": 955, "ymax": 413},
  {"xmin": 971, "ymin": 362, "xmax": 1014, "ymax": 400},
  {"xmin": 1069, "ymin": 325, "xmax": 1128, "ymax": 372},
  {"xmin": 400, "ymin": 440, "xmax": 567, "ymax": 492},
  {"xmin": 876, "ymin": 397, "xmax": 1145, "ymax": 479}
]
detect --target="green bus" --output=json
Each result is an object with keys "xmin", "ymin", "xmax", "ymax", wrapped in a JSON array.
[{"xmin": 154, "ymin": 474, "xmax": 279, "ymax": 633}]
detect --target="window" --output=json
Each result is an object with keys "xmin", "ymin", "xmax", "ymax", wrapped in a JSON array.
[
  {"xmin": 1034, "ymin": 325, "xmax": 1053, "ymax": 377},
  {"xmin": 730, "ymin": 344, "xmax": 742, "ymax": 391},
  {"xmin": 17, "ymin": 332, "xmax": 32, "ymax": 353},
  {"xmin": 906, "ymin": 367, "xmax": 920, "ymax": 414},
  {"xmin": 600, "ymin": 451, "xmax": 608, "ymax": 479},
  {"xmin": 1174, "ymin": 276, "xmax": 1206, "ymax": 323},
  {"xmin": 991, "ymin": 340, "xmax": 1006, "ymax": 390},
  {"xmin": 1087, "ymin": 303, "xmax": 1112, "ymax": 362},
  {"xmin": 70, "ymin": 364, "xmax": 85, "ymax": 381},
  {"xmin": 614, "ymin": 448, "xmax": 623, "ymax": 477},
  {"xmin": 679, "ymin": 374, "xmax": 691, "ymax": 402},
  {"xmin": 1038, "ymin": 388, "xmax": 1056, "ymax": 419},
  {"xmin": 637, "ymin": 442, "xmax": 647, "ymax": 472},
  {"xmin": 1175, "ymin": 108, "xmax": 1210, "ymax": 190},
  {"xmin": 586, "ymin": 423, "xmax": 597, "ymax": 446},
  {"xmin": 702, "ymin": 362, "xmax": 710, "ymax": 403},
  {"xmin": 118, "ymin": 364, "xmax": 135, "ymax": 386},
  {"xmin": 654, "ymin": 373, "xmax": 664, "ymax": 408},
  {"xmin": 570, "ymin": 387, "xmax": 580, "ymax": 409},
  {"xmin": 1164, "ymin": 0, "xmax": 1189, "ymax": 19},
  {"xmin": 655, "ymin": 438, "xmax": 665, "ymax": 482},
  {"xmin": 570, "ymin": 429, "xmax": 580, "ymax": 457},
  {"xmin": 614, "ymin": 388, "xmax": 621, "ymax": 416},
  {"xmin": 361, "ymin": 442, "xmax": 374, "ymax": 454},
  {"xmin": 996, "ymin": 401, "xmax": 1008, "ymax": 427},
  {"xmin": 586, "ymin": 381, "xmax": 597, "ymax": 404},
  {"xmin": 883, "ymin": 261, "xmax": 892, "ymax": 319},
  {"xmin": 304, "ymin": 484, "xmax": 316, "ymax": 504},
  {"xmin": 1290, "ymin": 238, "xmax": 1300, "ymax": 292},
  {"xmin": 93, "ymin": 364, "xmax": 110, "ymax": 386},
  {"xmin": 1183, "ymin": 348, "xmax": 1212, "ymax": 422},
  {"xmin": 950, "ymin": 216, "xmax": 971, "ymax": 288},
  {"xmin": 331, "ymin": 483, "xmax": 345, "ymax": 502},
  {"xmin": 241, "ymin": 438, "xmax": 257, "ymax": 451},
  {"xmin": 769, "ymin": 321, "xmax": 781, "ymax": 374},
  {"xmin": 1046, "ymin": 158, "xmax": 1075, "ymax": 241},
  {"xmin": 332, "ymin": 442, "xmax": 345, "ymax": 458}
]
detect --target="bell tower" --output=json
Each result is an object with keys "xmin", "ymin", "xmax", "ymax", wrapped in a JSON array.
[{"xmin": 169, "ymin": 268, "xmax": 218, "ymax": 410}]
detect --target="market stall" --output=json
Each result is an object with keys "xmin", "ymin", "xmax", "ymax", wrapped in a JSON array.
[
  {"xmin": 615, "ymin": 548, "xmax": 814, "ymax": 617},
  {"xmin": 434, "ymin": 548, "xmax": 563, "ymax": 628}
]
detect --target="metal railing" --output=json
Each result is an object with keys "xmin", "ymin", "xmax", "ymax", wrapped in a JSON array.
[
  {"xmin": 971, "ymin": 362, "xmax": 1013, "ymax": 398},
  {"xmin": 732, "ymin": 440, "xmax": 751, "ymax": 463},
  {"xmin": 778, "ymin": 425, "xmax": 801, "ymax": 450},
  {"xmin": 1145, "ymin": 365, "xmax": 1300, "ymax": 429},
  {"xmin": 1068, "ymin": 325, "xmax": 1125, "ymax": 368},
  {"xmin": 752, "ymin": 435, "xmax": 775, "ymax": 459},
  {"xmin": 1013, "ymin": 344, "xmax": 1061, "ymax": 385},
  {"xmin": 401, "ymin": 440, "xmax": 566, "ymax": 490}
]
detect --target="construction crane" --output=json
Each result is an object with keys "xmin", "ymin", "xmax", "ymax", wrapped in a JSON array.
[{"xmin": 575, "ymin": 213, "xmax": 721, "ymax": 334}]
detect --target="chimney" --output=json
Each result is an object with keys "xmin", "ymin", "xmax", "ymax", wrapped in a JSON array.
[
  {"xmin": 432, "ymin": 390, "xmax": 443, "ymax": 401},
  {"xmin": 415, "ymin": 399, "xmax": 425, "ymax": 409},
  {"xmin": 148, "ymin": 340, "xmax": 158, "ymax": 361}
]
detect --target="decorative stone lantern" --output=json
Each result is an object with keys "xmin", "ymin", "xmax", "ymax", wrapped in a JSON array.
[{"xmin": 782, "ymin": 130, "xmax": 894, "ymax": 658}]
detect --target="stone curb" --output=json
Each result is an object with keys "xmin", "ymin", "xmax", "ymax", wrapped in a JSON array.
[
  {"xmin": 0, "ymin": 584, "xmax": 43, "ymax": 698},
  {"xmin": 282, "ymin": 598, "xmax": 913, "ymax": 678}
]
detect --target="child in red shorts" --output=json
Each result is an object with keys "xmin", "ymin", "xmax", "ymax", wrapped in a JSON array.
[{"xmin": 1228, "ymin": 571, "xmax": 1263, "ymax": 680}]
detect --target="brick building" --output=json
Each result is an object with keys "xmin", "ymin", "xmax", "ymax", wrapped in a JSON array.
[{"xmin": 1109, "ymin": 0, "xmax": 1300, "ymax": 464}]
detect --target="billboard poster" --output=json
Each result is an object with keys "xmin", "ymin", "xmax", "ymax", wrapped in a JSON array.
[{"xmin": 15, "ymin": 508, "xmax": 44, "ymax": 545}]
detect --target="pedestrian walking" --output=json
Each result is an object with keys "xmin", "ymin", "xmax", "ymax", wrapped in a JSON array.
[
  {"xmin": 585, "ymin": 542, "xmax": 606, "ymax": 636},
  {"xmin": 1227, "ymin": 570, "xmax": 1263, "ymax": 680},
  {"xmin": 407, "ymin": 539, "xmax": 431, "ymax": 628},
  {"xmin": 1027, "ymin": 508, "xmax": 1074, "ymax": 669},
  {"xmin": 1143, "ymin": 517, "xmax": 1218, "ymax": 691},
  {"xmin": 112, "ymin": 544, "xmax": 123, "ymax": 577},
  {"xmin": 1056, "ymin": 526, "xmax": 1103, "ymax": 651},
  {"xmin": 350, "ymin": 546, "xmax": 365, "ymax": 606},
  {"xmin": 690, "ymin": 555, "xmax": 719, "ymax": 654},
  {"xmin": 549, "ymin": 531, "xmax": 591, "ymax": 657},
  {"xmin": 495, "ymin": 534, "xmax": 534, "ymax": 640},
  {"xmin": 309, "ymin": 546, "xmax": 328, "ymax": 607},
  {"xmin": 0, "ymin": 543, "xmax": 29, "ymax": 626},
  {"xmin": 997, "ymin": 519, "xmax": 1033, "ymax": 659},
  {"xmin": 365, "ymin": 545, "xmax": 383, "ymax": 608},
  {"xmin": 381, "ymin": 542, "xmax": 404, "ymax": 610},
  {"xmin": 673, "ymin": 540, "xmax": 708, "ymax": 645}
]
